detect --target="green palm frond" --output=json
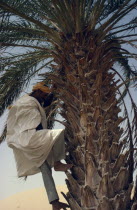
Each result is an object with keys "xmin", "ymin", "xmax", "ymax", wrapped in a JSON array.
[
  {"xmin": 99, "ymin": 1, "xmax": 136, "ymax": 31},
  {"xmin": 0, "ymin": 1, "xmax": 61, "ymax": 45},
  {"xmin": 101, "ymin": 0, "xmax": 129, "ymax": 18},
  {"xmin": 0, "ymin": 51, "xmax": 52, "ymax": 116},
  {"xmin": 0, "ymin": 20, "xmax": 48, "ymax": 45},
  {"xmin": 0, "ymin": 50, "xmax": 52, "ymax": 71},
  {"xmin": 109, "ymin": 39, "xmax": 137, "ymax": 98}
]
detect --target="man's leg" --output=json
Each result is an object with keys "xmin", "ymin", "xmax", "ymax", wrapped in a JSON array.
[
  {"xmin": 39, "ymin": 160, "xmax": 69, "ymax": 209},
  {"xmin": 52, "ymin": 134, "xmax": 66, "ymax": 162},
  {"xmin": 39, "ymin": 160, "xmax": 59, "ymax": 203},
  {"xmin": 47, "ymin": 137, "xmax": 73, "ymax": 172},
  {"xmin": 46, "ymin": 133, "xmax": 66, "ymax": 167}
]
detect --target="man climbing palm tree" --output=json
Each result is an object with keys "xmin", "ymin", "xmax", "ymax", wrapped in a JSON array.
[
  {"xmin": 6, "ymin": 82, "xmax": 72, "ymax": 210},
  {"xmin": 0, "ymin": 1, "xmax": 137, "ymax": 209}
]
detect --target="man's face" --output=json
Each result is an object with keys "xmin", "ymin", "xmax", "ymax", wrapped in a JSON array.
[
  {"xmin": 32, "ymin": 90, "xmax": 49, "ymax": 103},
  {"xmin": 39, "ymin": 91, "xmax": 49, "ymax": 100}
]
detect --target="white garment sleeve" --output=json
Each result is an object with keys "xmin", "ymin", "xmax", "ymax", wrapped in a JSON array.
[
  {"xmin": 7, "ymin": 100, "xmax": 42, "ymax": 133},
  {"xmin": 16, "ymin": 103, "xmax": 42, "ymax": 132}
]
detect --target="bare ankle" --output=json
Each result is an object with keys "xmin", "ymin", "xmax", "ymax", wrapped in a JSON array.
[
  {"xmin": 54, "ymin": 161, "xmax": 61, "ymax": 167},
  {"xmin": 51, "ymin": 199, "xmax": 59, "ymax": 205}
]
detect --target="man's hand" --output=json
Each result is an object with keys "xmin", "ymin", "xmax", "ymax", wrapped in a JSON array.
[{"xmin": 51, "ymin": 200, "xmax": 69, "ymax": 210}]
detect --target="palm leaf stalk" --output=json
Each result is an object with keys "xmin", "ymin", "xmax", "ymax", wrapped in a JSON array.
[{"xmin": 0, "ymin": 1, "xmax": 137, "ymax": 209}]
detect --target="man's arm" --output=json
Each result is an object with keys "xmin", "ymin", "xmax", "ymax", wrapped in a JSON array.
[
  {"xmin": 43, "ymin": 93, "xmax": 54, "ymax": 107},
  {"xmin": 36, "ymin": 93, "xmax": 54, "ymax": 130}
]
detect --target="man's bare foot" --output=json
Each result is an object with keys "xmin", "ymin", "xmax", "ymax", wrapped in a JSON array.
[
  {"xmin": 54, "ymin": 161, "xmax": 73, "ymax": 172},
  {"xmin": 52, "ymin": 200, "xmax": 69, "ymax": 210}
]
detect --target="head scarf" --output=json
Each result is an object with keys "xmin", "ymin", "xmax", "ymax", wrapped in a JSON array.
[
  {"xmin": 8, "ymin": 83, "xmax": 50, "ymax": 110},
  {"xmin": 32, "ymin": 82, "xmax": 51, "ymax": 93}
]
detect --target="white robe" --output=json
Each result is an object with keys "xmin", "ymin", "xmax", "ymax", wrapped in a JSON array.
[{"xmin": 6, "ymin": 94, "xmax": 64, "ymax": 177}]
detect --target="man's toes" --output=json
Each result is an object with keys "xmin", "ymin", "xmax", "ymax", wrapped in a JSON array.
[
  {"xmin": 61, "ymin": 202, "xmax": 69, "ymax": 208},
  {"xmin": 65, "ymin": 164, "xmax": 73, "ymax": 171}
]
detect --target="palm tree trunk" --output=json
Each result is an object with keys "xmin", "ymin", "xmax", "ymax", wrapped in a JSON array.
[{"xmin": 52, "ymin": 36, "xmax": 135, "ymax": 209}]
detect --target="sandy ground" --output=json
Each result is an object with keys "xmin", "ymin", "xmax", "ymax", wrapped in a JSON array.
[{"xmin": 0, "ymin": 185, "xmax": 69, "ymax": 210}]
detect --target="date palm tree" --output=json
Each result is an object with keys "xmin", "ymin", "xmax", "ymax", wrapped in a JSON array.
[{"xmin": 0, "ymin": 1, "xmax": 137, "ymax": 209}]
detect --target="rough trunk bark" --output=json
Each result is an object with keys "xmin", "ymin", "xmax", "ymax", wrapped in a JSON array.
[{"xmin": 51, "ymin": 36, "xmax": 136, "ymax": 209}]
